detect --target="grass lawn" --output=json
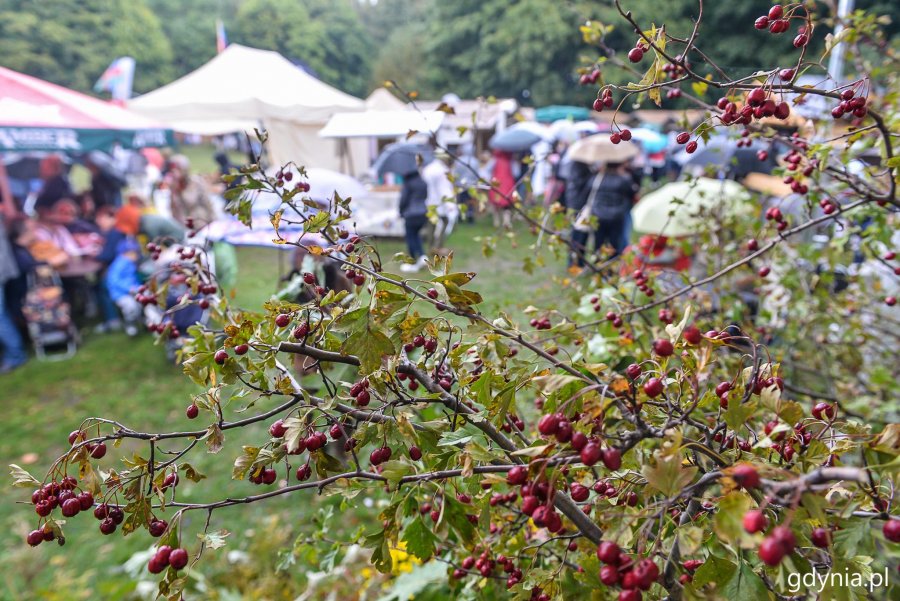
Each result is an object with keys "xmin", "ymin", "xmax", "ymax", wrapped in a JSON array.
[{"xmin": 1, "ymin": 217, "xmax": 573, "ymax": 599}]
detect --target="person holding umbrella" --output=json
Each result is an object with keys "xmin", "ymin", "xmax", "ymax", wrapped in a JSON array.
[{"xmin": 587, "ymin": 161, "xmax": 639, "ymax": 258}]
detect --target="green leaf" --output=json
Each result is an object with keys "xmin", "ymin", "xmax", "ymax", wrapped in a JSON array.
[
  {"xmin": 9, "ymin": 464, "xmax": 40, "ymax": 488},
  {"xmin": 724, "ymin": 399, "xmax": 758, "ymax": 432},
  {"xmin": 642, "ymin": 451, "xmax": 698, "ymax": 497},
  {"xmin": 834, "ymin": 520, "xmax": 869, "ymax": 557},
  {"xmin": 693, "ymin": 555, "xmax": 737, "ymax": 588},
  {"xmin": 197, "ymin": 529, "xmax": 230, "ymax": 550},
  {"xmin": 179, "ymin": 463, "xmax": 206, "ymax": 483},
  {"xmin": 722, "ymin": 562, "xmax": 771, "ymax": 601},
  {"xmin": 713, "ymin": 492, "xmax": 753, "ymax": 545},
  {"xmin": 232, "ymin": 446, "xmax": 260, "ymax": 480},
  {"xmin": 379, "ymin": 460, "xmax": 413, "ymax": 487},
  {"xmin": 401, "ymin": 517, "xmax": 438, "ymax": 561},
  {"xmin": 344, "ymin": 323, "xmax": 395, "ymax": 375}
]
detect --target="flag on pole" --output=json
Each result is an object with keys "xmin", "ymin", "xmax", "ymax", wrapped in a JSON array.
[
  {"xmin": 216, "ymin": 19, "xmax": 228, "ymax": 53},
  {"xmin": 94, "ymin": 57, "xmax": 136, "ymax": 101}
]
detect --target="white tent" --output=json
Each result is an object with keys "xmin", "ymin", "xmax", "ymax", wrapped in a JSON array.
[
  {"xmin": 128, "ymin": 44, "xmax": 367, "ymax": 173},
  {"xmin": 318, "ymin": 111, "xmax": 445, "ymax": 139},
  {"xmin": 365, "ymin": 88, "xmax": 407, "ymax": 111}
]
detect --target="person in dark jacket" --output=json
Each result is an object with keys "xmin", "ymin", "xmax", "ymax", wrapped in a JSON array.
[
  {"xmin": 398, "ymin": 169, "xmax": 429, "ymax": 272},
  {"xmin": 564, "ymin": 161, "xmax": 594, "ymax": 267},
  {"xmin": 590, "ymin": 162, "xmax": 639, "ymax": 258}
]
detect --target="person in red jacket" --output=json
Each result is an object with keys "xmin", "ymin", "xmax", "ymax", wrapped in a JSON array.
[{"xmin": 488, "ymin": 150, "xmax": 516, "ymax": 229}]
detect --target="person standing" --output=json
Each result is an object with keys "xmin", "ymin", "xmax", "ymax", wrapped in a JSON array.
[
  {"xmin": 564, "ymin": 161, "xmax": 595, "ymax": 267},
  {"xmin": 0, "ymin": 164, "xmax": 28, "ymax": 372},
  {"xmin": 166, "ymin": 155, "xmax": 216, "ymax": 228},
  {"xmin": 398, "ymin": 169, "xmax": 429, "ymax": 273},
  {"xmin": 34, "ymin": 155, "xmax": 74, "ymax": 213},
  {"xmin": 421, "ymin": 156, "xmax": 458, "ymax": 250},
  {"xmin": 488, "ymin": 150, "xmax": 516, "ymax": 229},
  {"xmin": 589, "ymin": 162, "xmax": 639, "ymax": 258}
]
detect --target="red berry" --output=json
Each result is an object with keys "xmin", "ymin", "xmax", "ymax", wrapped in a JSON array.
[
  {"xmin": 643, "ymin": 378, "xmax": 664, "ymax": 397},
  {"xmin": 61, "ymin": 498, "xmax": 81, "ymax": 517},
  {"xmin": 293, "ymin": 322, "xmax": 310, "ymax": 339},
  {"xmin": 600, "ymin": 564, "xmax": 620, "ymax": 585},
  {"xmin": 812, "ymin": 402, "xmax": 835, "ymax": 420},
  {"xmin": 884, "ymin": 519, "xmax": 900, "ymax": 542},
  {"xmin": 758, "ymin": 536, "xmax": 786, "ymax": 566},
  {"xmin": 627, "ymin": 47, "xmax": 644, "ymax": 63},
  {"xmin": 570, "ymin": 483, "xmax": 590, "ymax": 502},
  {"xmin": 409, "ymin": 445, "xmax": 422, "ymax": 461},
  {"xmin": 507, "ymin": 466, "xmax": 528, "ymax": 485},
  {"xmin": 732, "ymin": 464, "xmax": 760, "ymax": 489},
  {"xmin": 754, "ymin": 16, "xmax": 769, "ymax": 29},
  {"xmin": 269, "ymin": 420, "xmax": 287, "ymax": 438},
  {"xmin": 811, "ymin": 527, "xmax": 830, "ymax": 548},
  {"xmin": 772, "ymin": 525, "xmax": 796, "ymax": 552},
  {"xmin": 168, "ymin": 548, "xmax": 189, "ymax": 570},
  {"xmin": 626, "ymin": 363, "xmax": 642, "ymax": 379},
  {"xmin": 652, "ymin": 339, "xmax": 674, "ymax": 357},
  {"xmin": 610, "ymin": 132, "xmax": 622, "ymax": 144},
  {"xmin": 77, "ymin": 491, "xmax": 94, "ymax": 510},
  {"xmin": 538, "ymin": 414, "xmax": 560, "ymax": 436},
  {"xmin": 214, "ymin": 349, "xmax": 228, "ymax": 365},
  {"xmin": 768, "ymin": 5, "xmax": 784, "ymax": 19},
  {"xmin": 683, "ymin": 326, "xmax": 702, "ymax": 345},
  {"xmin": 99, "ymin": 517, "xmax": 116, "ymax": 535},
  {"xmin": 580, "ymin": 442, "xmax": 602, "ymax": 466},
  {"xmin": 26, "ymin": 529, "xmax": 44, "ymax": 546},
  {"xmin": 743, "ymin": 510, "xmax": 768, "ymax": 533},
  {"xmin": 620, "ymin": 129, "xmax": 632, "ymax": 141},
  {"xmin": 68, "ymin": 430, "xmax": 83, "ymax": 445},
  {"xmin": 886, "ymin": 296, "xmax": 897, "ymax": 307},
  {"xmin": 234, "ymin": 343, "xmax": 249, "ymax": 356},
  {"xmin": 685, "ymin": 141, "xmax": 698, "ymax": 154},
  {"xmin": 149, "ymin": 519, "xmax": 168, "ymax": 537},
  {"xmin": 602, "ymin": 448, "xmax": 622, "ymax": 471},
  {"xmin": 676, "ymin": 132, "xmax": 690, "ymax": 145},
  {"xmin": 597, "ymin": 541, "xmax": 621, "ymax": 564},
  {"xmin": 571, "ymin": 431, "xmax": 588, "ymax": 451},
  {"xmin": 295, "ymin": 464, "xmax": 312, "ymax": 481},
  {"xmin": 275, "ymin": 313, "xmax": 291, "ymax": 328}
]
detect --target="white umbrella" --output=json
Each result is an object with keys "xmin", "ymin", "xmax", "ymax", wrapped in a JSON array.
[
  {"xmin": 631, "ymin": 178, "xmax": 752, "ymax": 237},
  {"xmin": 567, "ymin": 135, "xmax": 640, "ymax": 164},
  {"xmin": 550, "ymin": 120, "xmax": 598, "ymax": 143}
]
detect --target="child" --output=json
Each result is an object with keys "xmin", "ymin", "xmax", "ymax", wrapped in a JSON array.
[{"xmin": 104, "ymin": 238, "xmax": 143, "ymax": 336}]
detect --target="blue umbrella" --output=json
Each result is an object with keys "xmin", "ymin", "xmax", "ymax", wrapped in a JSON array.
[
  {"xmin": 629, "ymin": 128, "xmax": 668, "ymax": 153},
  {"xmin": 489, "ymin": 128, "xmax": 542, "ymax": 152},
  {"xmin": 371, "ymin": 143, "xmax": 434, "ymax": 177}
]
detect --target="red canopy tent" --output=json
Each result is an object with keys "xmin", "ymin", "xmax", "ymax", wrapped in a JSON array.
[{"xmin": 0, "ymin": 66, "xmax": 173, "ymax": 152}]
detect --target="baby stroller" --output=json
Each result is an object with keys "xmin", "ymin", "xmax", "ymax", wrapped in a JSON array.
[{"xmin": 22, "ymin": 265, "xmax": 79, "ymax": 361}]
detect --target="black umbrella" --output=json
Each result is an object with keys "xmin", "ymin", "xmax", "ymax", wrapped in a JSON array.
[
  {"xmin": 371, "ymin": 143, "xmax": 434, "ymax": 177},
  {"xmin": 488, "ymin": 128, "xmax": 542, "ymax": 152}
]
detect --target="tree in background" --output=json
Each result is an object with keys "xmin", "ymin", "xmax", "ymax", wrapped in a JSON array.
[
  {"xmin": 230, "ymin": 0, "xmax": 372, "ymax": 97},
  {"xmin": 0, "ymin": 0, "xmax": 174, "ymax": 94}
]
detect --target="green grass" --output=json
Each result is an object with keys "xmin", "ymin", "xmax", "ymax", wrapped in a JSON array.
[{"xmin": 0, "ymin": 217, "xmax": 570, "ymax": 599}]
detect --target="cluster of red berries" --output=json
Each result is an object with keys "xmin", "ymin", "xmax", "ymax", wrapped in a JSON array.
[
  {"xmin": 369, "ymin": 445, "xmax": 392, "ymax": 466},
  {"xmin": 753, "ymin": 5, "xmax": 795, "ymax": 37},
  {"xmin": 453, "ymin": 550, "xmax": 523, "ymax": 588},
  {"xmin": 610, "ymin": 129, "xmax": 633, "ymax": 144},
  {"xmin": 145, "ymin": 242, "xmax": 163, "ymax": 261},
  {"xmin": 592, "ymin": 88, "xmax": 614, "ymax": 112},
  {"xmin": 661, "ymin": 61, "xmax": 687, "ymax": 80},
  {"xmin": 403, "ymin": 334, "xmax": 439, "ymax": 355},
  {"xmin": 134, "ymin": 284, "xmax": 159, "ymax": 307},
  {"xmin": 349, "ymin": 379, "xmax": 371, "ymax": 406},
  {"xmin": 529, "ymin": 316, "xmax": 552, "ymax": 330},
  {"xmin": 764, "ymin": 205, "xmax": 788, "ymax": 231},
  {"xmin": 343, "ymin": 267, "xmax": 366, "ymax": 287},
  {"xmin": 665, "ymin": 87, "xmax": 682, "ymax": 101},
  {"xmin": 631, "ymin": 268, "xmax": 655, "ymax": 297},
  {"xmin": 579, "ymin": 69, "xmax": 601, "ymax": 86},
  {"xmin": 69, "ymin": 429, "xmax": 107, "ymax": 458},
  {"xmin": 832, "ymin": 87, "xmax": 868, "ymax": 119},
  {"xmin": 596, "ymin": 541, "xmax": 660, "ymax": 600},
  {"xmin": 28, "ymin": 476, "xmax": 102, "ymax": 538},
  {"xmin": 299, "ymin": 271, "xmax": 328, "ymax": 297},
  {"xmin": 147, "ymin": 545, "xmax": 189, "ymax": 574}
]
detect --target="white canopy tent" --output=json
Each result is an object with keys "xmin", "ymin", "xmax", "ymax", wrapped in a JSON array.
[
  {"xmin": 318, "ymin": 111, "xmax": 445, "ymax": 139},
  {"xmin": 128, "ymin": 44, "xmax": 368, "ymax": 173},
  {"xmin": 365, "ymin": 88, "xmax": 407, "ymax": 111}
]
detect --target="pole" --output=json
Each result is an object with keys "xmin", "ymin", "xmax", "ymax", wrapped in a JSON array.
[{"xmin": 827, "ymin": 0, "xmax": 855, "ymax": 85}]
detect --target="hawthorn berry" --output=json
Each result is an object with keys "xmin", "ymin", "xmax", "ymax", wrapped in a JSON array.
[
  {"xmin": 168, "ymin": 548, "xmax": 189, "ymax": 570},
  {"xmin": 643, "ymin": 378, "xmax": 664, "ymax": 398},
  {"xmin": 743, "ymin": 509, "xmax": 768, "ymax": 533},
  {"xmin": 758, "ymin": 536, "xmax": 786, "ymax": 566},
  {"xmin": 884, "ymin": 519, "xmax": 900, "ymax": 542}
]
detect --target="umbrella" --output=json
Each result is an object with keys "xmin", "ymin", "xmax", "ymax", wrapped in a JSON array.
[
  {"xmin": 371, "ymin": 142, "xmax": 433, "ymax": 177},
  {"xmin": 507, "ymin": 121, "xmax": 553, "ymax": 141},
  {"xmin": 549, "ymin": 120, "xmax": 598, "ymax": 143},
  {"xmin": 629, "ymin": 128, "xmax": 668, "ymax": 153},
  {"xmin": 631, "ymin": 178, "xmax": 752, "ymax": 237},
  {"xmin": 535, "ymin": 105, "xmax": 591, "ymax": 123},
  {"xmin": 0, "ymin": 66, "xmax": 173, "ymax": 152},
  {"xmin": 674, "ymin": 136, "xmax": 779, "ymax": 176},
  {"xmin": 488, "ymin": 128, "xmax": 542, "ymax": 152},
  {"xmin": 742, "ymin": 172, "xmax": 793, "ymax": 198},
  {"xmin": 566, "ymin": 135, "xmax": 640, "ymax": 164}
]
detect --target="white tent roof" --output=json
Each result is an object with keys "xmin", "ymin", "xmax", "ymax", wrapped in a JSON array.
[
  {"xmin": 319, "ymin": 110, "xmax": 445, "ymax": 139},
  {"xmin": 365, "ymin": 88, "xmax": 406, "ymax": 111},
  {"xmin": 128, "ymin": 44, "xmax": 364, "ymax": 125}
]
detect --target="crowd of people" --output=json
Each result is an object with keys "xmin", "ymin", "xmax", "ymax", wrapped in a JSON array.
[{"xmin": 0, "ymin": 152, "xmax": 220, "ymax": 373}]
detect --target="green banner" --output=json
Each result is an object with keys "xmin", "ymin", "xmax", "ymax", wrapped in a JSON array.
[{"xmin": 0, "ymin": 127, "xmax": 175, "ymax": 152}]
